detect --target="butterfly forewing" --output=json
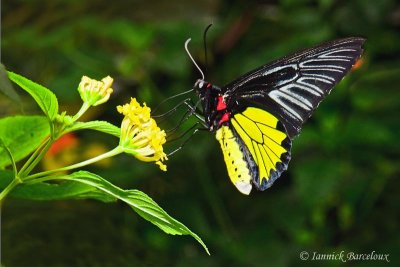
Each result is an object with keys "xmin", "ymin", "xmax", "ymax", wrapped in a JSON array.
[{"xmin": 223, "ymin": 37, "xmax": 365, "ymax": 138}]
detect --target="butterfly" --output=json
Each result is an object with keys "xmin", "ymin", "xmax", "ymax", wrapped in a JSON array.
[{"xmin": 192, "ymin": 37, "xmax": 365, "ymax": 195}]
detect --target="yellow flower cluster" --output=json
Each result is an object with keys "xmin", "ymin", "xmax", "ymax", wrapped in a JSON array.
[
  {"xmin": 78, "ymin": 76, "xmax": 114, "ymax": 106},
  {"xmin": 118, "ymin": 98, "xmax": 167, "ymax": 171}
]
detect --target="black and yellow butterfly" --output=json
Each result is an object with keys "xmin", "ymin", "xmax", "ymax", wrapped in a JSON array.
[{"xmin": 192, "ymin": 37, "xmax": 365, "ymax": 195}]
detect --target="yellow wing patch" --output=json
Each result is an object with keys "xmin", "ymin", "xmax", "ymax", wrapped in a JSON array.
[
  {"xmin": 234, "ymin": 113, "xmax": 263, "ymax": 143},
  {"xmin": 242, "ymin": 107, "xmax": 278, "ymax": 127},
  {"xmin": 216, "ymin": 126, "xmax": 253, "ymax": 195},
  {"xmin": 231, "ymin": 107, "xmax": 289, "ymax": 186}
]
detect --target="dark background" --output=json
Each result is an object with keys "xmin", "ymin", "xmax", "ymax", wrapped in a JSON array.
[{"xmin": 1, "ymin": 0, "xmax": 400, "ymax": 266}]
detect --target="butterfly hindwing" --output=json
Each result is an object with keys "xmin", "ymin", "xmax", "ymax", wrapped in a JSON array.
[
  {"xmin": 231, "ymin": 107, "xmax": 292, "ymax": 191},
  {"xmin": 223, "ymin": 37, "xmax": 365, "ymax": 138},
  {"xmin": 216, "ymin": 107, "xmax": 292, "ymax": 194}
]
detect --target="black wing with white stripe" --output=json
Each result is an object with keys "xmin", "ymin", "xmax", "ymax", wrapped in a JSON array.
[{"xmin": 222, "ymin": 37, "xmax": 365, "ymax": 138}]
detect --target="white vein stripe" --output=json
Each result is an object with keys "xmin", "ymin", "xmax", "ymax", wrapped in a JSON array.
[
  {"xmin": 297, "ymin": 77, "xmax": 325, "ymax": 94},
  {"xmin": 269, "ymin": 91, "xmax": 303, "ymax": 121},
  {"xmin": 292, "ymin": 83, "xmax": 322, "ymax": 96},
  {"xmin": 302, "ymin": 67, "xmax": 345, "ymax": 73},
  {"xmin": 299, "ymin": 60, "xmax": 347, "ymax": 69},
  {"xmin": 302, "ymin": 58, "xmax": 351, "ymax": 63},
  {"xmin": 302, "ymin": 73, "xmax": 335, "ymax": 83},
  {"xmin": 279, "ymin": 84, "xmax": 316, "ymax": 106},
  {"xmin": 279, "ymin": 90, "xmax": 313, "ymax": 110},
  {"xmin": 319, "ymin": 48, "xmax": 357, "ymax": 58},
  {"xmin": 263, "ymin": 64, "xmax": 298, "ymax": 76}
]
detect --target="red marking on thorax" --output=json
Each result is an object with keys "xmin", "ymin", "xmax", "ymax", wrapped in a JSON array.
[
  {"xmin": 206, "ymin": 83, "xmax": 212, "ymax": 89},
  {"xmin": 219, "ymin": 112, "xmax": 230, "ymax": 125},
  {"xmin": 216, "ymin": 95, "xmax": 227, "ymax": 111}
]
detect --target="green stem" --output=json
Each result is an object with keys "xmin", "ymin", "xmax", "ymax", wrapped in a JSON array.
[
  {"xmin": 24, "ymin": 146, "xmax": 123, "ymax": 181},
  {"xmin": 19, "ymin": 137, "xmax": 53, "ymax": 178},
  {"xmin": 73, "ymin": 102, "xmax": 90, "ymax": 122},
  {"xmin": 18, "ymin": 136, "xmax": 51, "ymax": 176},
  {"xmin": 20, "ymin": 102, "xmax": 90, "ymax": 178},
  {"xmin": 0, "ymin": 177, "xmax": 21, "ymax": 202}
]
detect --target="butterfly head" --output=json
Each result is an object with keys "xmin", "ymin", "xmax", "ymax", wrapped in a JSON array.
[
  {"xmin": 194, "ymin": 79, "xmax": 221, "ymax": 97},
  {"xmin": 194, "ymin": 79, "xmax": 207, "ymax": 93},
  {"xmin": 193, "ymin": 79, "xmax": 227, "ymax": 131}
]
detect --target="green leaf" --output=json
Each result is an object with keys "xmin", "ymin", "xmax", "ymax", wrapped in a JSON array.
[
  {"xmin": 8, "ymin": 71, "xmax": 59, "ymax": 120},
  {"xmin": 66, "ymin": 121, "xmax": 120, "ymax": 138},
  {"xmin": 0, "ymin": 64, "xmax": 21, "ymax": 103},
  {"xmin": 0, "ymin": 116, "xmax": 49, "ymax": 169},
  {"xmin": 0, "ymin": 170, "xmax": 115, "ymax": 202},
  {"xmin": 59, "ymin": 170, "xmax": 209, "ymax": 254}
]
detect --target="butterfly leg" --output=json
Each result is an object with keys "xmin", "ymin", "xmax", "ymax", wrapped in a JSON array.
[
  {"xmin": 166, "ymin": 108, "xmax": 195, "ymax": 134},
  {"xmin": 167, "ymin": 121, "xmax": 202, "ymax": 143},
  {"xmin": 167, "ymin": 122, "xmax": 208, "ymax": 157},
  {"xmin": 153, "ymin": 97, "xmax": 209, "ymax": 156},
  {"xmin": 182, "ymin": 98, "xmax": 207, "ymax": 127},
  {"xmin": 164, "ymin": 98, "xmax": 207, "ymax": 135}
]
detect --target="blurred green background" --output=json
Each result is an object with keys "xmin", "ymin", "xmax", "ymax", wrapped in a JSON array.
[{"xmin": 1, "ymin": 0, "xmax": 400, "ymax": 266}]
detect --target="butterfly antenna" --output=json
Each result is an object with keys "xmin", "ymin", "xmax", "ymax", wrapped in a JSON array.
[
  {"xmin": 203, "ymin": 23, "xmax": 213, "ymax": 73},
  {"xmin": 185, "ymin": 38, "xmax": 205, "ymax": 80}
]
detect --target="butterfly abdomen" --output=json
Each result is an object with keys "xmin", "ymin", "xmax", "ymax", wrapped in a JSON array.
[{"xmin": 216, "ymin": 126, "xmax": 253, "ymax": 195}]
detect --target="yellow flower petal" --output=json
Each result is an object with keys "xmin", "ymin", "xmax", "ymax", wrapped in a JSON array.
[
  {"xmin": 78, "ymin": 76, "xmax": 114, "ymax": 106},
  {"xmin": 156, "ymin": 161, "xmax": 167, "ymax": 171},
  {"xmin": 118, "ymin": 98, "xmax": 167, "ymax": 170}
]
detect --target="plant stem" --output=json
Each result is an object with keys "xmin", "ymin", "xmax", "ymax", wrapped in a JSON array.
[
  {"xmin": 18, "ymin": 136, "xmax": 51, "ymax": 176},
  {"xmin": 0, "ymin": 177, "xmax": 21, "ymax": 202},
  {"xmin": 20, "ymin": 102, "xmax": 92, "ymax": 178},
  {"xmin": 19, "ymin": 137, "xmax": 54, "ymax": 178},
  {"xmin": 73, "ymin": 102, "xmax": 90, "ymax": 122},
  {"xmin": 24, "ymin": 146, "xmax": 123, "ymax": 181}
]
